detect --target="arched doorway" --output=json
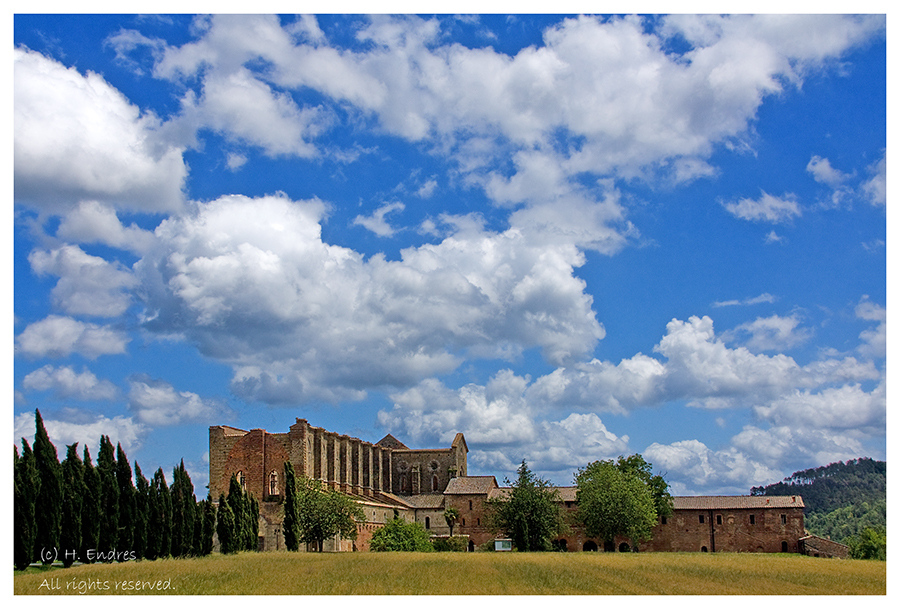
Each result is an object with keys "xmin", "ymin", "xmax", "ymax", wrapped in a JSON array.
[
  {"xmin": 618, "ymin": 542, "xmax": 630, "ymax": 553},
  {"xmin": 781, "ymin": 541, "xmax": 788, "ymax": 552},
  {"xmin": 582, "ymin": 540, "xmax": 598, "ymax": 552},
  {"xmin": 468, "ymin": 540, "xmax": 475, "ymax": 552},
  {"xmin": 701, "ymin": 546, "xmax": 708, "ymax": 552}
]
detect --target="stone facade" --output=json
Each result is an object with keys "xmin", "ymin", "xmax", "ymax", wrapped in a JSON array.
[{"xmin": 210, "ymin": 419, "xmax": 810, "ymax": 554}]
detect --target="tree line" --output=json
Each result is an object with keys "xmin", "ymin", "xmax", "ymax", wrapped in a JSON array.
[
  {"xmin": 485, "ymin": 456, "xmax": 673, "ymax": 552},
  {"xmin": 751, "ymin": 457, "xmax": 886, "ymax": 560},
  {"xmin": 14, "ymin": 409, "xmax": 223, "ymax": 570}
]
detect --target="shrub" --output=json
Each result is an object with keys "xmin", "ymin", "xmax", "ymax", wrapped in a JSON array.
[
  {"xmin": 432, "ymin": 535, "xmax": 468, "ymax": 552},
  {"xmin": 370, "ymin": 517, "xmax": 433, "ymax": 552}
]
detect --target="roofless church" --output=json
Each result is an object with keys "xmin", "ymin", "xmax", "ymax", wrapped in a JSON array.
[{"xmin": 209, "ymin": 418, "xmax": 844, "ymax": 557}]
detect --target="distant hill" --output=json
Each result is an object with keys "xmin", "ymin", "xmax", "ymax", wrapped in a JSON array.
[{"xmin": 750, "ymin": 457, "xmax": 886, "ymax": 544}]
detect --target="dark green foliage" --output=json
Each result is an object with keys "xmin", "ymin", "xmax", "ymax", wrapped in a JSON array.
[
  {"xmin": 115, "ymin": 444, "xmax": 135, "ymax": 557},
  {"xmin": 80, "ymin": 446, "xmax": 101, "ymax": 563},
  {"xmin": 132, "ymin": 463, "xmax": 150, "ymax": 559},
  {"xmin": 615, "ymin": 454, "xmax": 673, "ymax": 518},
  {"xmin": 248, "ymin": 492, "xmax": 259, "ymax": 550},
  {"xmin": 216, "ymin": 493, "xmax": 236, "ymax": 554},
  {"xmin": 431, "ymin": 535, "xmax": 467, "ymax": 552},
  {"xmin": 192, "ymin": 499, "xmax": 203, "ymax": 556},
  {"xmin": 200, "ymin": 493, "xmax": 217, "ymax": 556},
  {"xmin": 751, "ymin": 458, "xmax": 886, "ymax": 516},
  {"xmin": 60, "ymin": 443, "xmax": 85, "ymax": 567},
  {"xmin": 848, "ymin": 526, "xmax": 886, "ymax": 560},
  {"xmin": 225, "ymin": 474, "xmax": 258, "ymax": 551},
  {"xmin": 146, "ymin": 467, "xmax": 172, "ymax": 559},
  {"xmin": 33, "ymin": 409, "xmax": 63, "ymax": 563},
  {"xmin": 751, "ymin": 458, "xmax": 887, "ymax": 548},
  {"xmin": 805, "ymin": 499, "xmax": 887, "ymax": 545},
  {"xmin": 96, "ymin": 435, "xmax": 119, "ymax": 553},
  {"xmin": 485, "ymin": 460, "xmax": 565, "ymax": 551},
  {"xmin": 14, "ymin": 441, "xmax": 38, "ymax": 570},
  {"xmin": 170, "ymin": 460, "xmax": 197, "ymax": 557},
  {"xmin": 282, "ymin": 461, "xmax": 300, "ymax": 551},
  {"xmin": 369, "ymin": 516, "xmax": 434, "ymax": 552},
  {"xmin": 295, "ymin": 476, "xmax": 365, "ymax": 552},
  {"xmin": 575, "ymin": 457, "xmax": 659, "ymax": 546}
]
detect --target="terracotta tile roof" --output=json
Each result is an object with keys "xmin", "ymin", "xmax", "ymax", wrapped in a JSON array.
[
  {"xmin": 443, "ymin": 476, "xmax": 498, "ymax": 495},
  {"xmin": 672, "ymin": 495, "xmax": 804, "ymax": 510},
  {"xmin": 402, "ymin": 493, "xmax": 447, "ymax": 509},
  {"xmin": 488, "ymin": 486, "xmax": 578, "ymax": 502}
]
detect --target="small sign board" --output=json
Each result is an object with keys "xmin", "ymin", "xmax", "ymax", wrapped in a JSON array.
[{"xmin": 494, "ymin": 538, "xmax": 512, "ymax": 552}]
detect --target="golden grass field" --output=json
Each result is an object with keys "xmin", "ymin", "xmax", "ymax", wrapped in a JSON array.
[{"xmin": 14, "ymin": 550, "xmax": 886, "ymax": 595}]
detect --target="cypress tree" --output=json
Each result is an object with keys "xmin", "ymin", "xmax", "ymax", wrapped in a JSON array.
[
  {"xmin": 33, "ymin": 409, "xmax": 63, "ymax": 564},
  {"xmin": 60, "ymin": 443, "xmax": 85, "ymax": 567},
  {"xmin": 149, "ymin": 467, "xmax": 172, "ymax": 558},
  {"xmin": 226, "ymin": 475, "xmax": 247, "ymax": 551},
  {"xmin": 96, "ymin": 436, "xmax": 119, "ymax": 553},
  {"xmin": 192, "ymin": 499, "xmax": 203, "ymax": 556},
  {"xmin": 80, "ymin": 445, "xmax": 101, "ymax": 563},
  {"xmin": 247, "ymin": 492, "xmax": 259, "ymax": 551},
  {"xmin": 14, "ymin": 441, "xmax": 38, "ymax": 570},
  {"xmin": 115, "ymin": 444, "xmax": 135, "ymax": 558},
  {"xmin": 216, "ymin": 493, "xmax": 235, "ymax": 553},
  {"xmin": 171, "ymin": 460, "xmax": 196, "ymax": 557},
  {"xmin": 133, "ymin": 462, "xmax": 150, "ymax": 560},
  {"xmin": 282, "ymin": 461, "xmax": 300, "ymax": 551},
  {"xmin": 201, "ymin": 493, "xmax": 217, "ymax": 556}
]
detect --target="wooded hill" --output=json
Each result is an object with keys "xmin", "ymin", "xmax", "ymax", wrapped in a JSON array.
[{"xmin": 750, "ymin": 457, "xmax": 886, "ymax": 545}]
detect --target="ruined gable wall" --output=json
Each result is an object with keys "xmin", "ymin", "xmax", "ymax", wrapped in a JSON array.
[{"xmin": 391, "ymin": 448, "xmax": 458, "ymax": 495}]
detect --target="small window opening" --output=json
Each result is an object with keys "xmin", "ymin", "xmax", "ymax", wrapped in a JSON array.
[
  {"xmin": 750, "ymin": 515, "xmax": 756, "ymax": 525},
  {"xmin": 716, "ymin": 515, "xmax": 722, "ymax": 525},
  {"xmin": 425, "ymin": 517, "xmax": 430, "ymax": 529},
  {"xmin": 699, "ymin": 514, "xmax": 705, "ymax": 524}
]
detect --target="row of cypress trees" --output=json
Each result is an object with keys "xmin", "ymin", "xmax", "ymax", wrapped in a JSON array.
[
  {"xmin": 215, "ymin": 474, "xmax": 260, "ymax": 554},
  {"xmin": 13, "ymin": 409, "xmax": 218, "ymax": 570}
]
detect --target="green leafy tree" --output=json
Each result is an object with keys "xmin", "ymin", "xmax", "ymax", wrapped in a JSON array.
[
  {"xmin": 216, "ymin": 493, "xmax": 236, "ymax": 554},
  {"xmin": 615, "ymin": 454, "xmax": 673, "ymax": 519},
  {"xmin": 485, "ymin": 460, "xmax": 565, "ymax": 551},
  {"xmin": 849, "ymin": 526, "xmax": 886, "ymax": 560},
  {"xmin": 296, "ymin": 476, "xmax": 364, "ymax": 552},
  {"xmin": 14, "ymin": 441, "xmax": 38, "ymax": 570},
  {"xmin": 60, "ymin": 443, "xmax": 85, "ymax": 567},
  {"xmin": 443, "ymin": 507, "xmax": 460, "ymax": 537},
  {"xmin": 282, "ymin": 461, "xmax": 300, "ymax": 551},
  {"xmin": 80, "ymin": 445, "xmax": 101, "ymax": 563},
  {"xmin": 33, "ymin": 409, "xmax": 63, "ymax": 563},
  {"xmin": 115, "ymin": 443, "xmax": 135, "ymax": 557},
  {"xmin": 575, "ymin": 457, "xmax": 658, "ymax": 549},
  {"xmin": 370, "ymin": 516, "xmax": 434, "ymax": 552},
  {"xmin": 96, "ymin": 435, "xmax": 119, "ymax": 553}
]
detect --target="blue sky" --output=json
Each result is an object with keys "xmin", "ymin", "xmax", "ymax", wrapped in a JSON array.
[{"xmin": 13, "ymin": 11, "xmax": 887, "ymax": 496}]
